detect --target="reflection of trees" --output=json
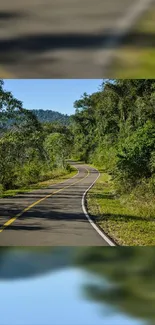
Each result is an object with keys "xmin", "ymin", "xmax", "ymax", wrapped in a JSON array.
[
  {"xmin": 75, "ymin": 247, "xmax": 155, "ymax": 325},
  {"xmin": 0, "ymin": 247, "xmax": 155, "ymax": 324},
  {"xmin": 0, "ymin": 247, "xmax": 74, "ymax": 280},
  {"xmin": 0, "ymin": 247, "xmax": 11, "ymax": 265}
]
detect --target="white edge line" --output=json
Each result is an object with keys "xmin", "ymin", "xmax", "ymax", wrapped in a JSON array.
[
  {"xmin": 95, "ymin": 0, "xmax": 154, "ymax": 69},
  {"xmin": 82, "ymin": 167, "xmax": 116, "ymax": 246}
]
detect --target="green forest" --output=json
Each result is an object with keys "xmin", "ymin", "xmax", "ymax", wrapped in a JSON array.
[
  {"xmin": 72, "ymin": 79, "xmax": 155, "ymax": 189},
  {"xmin": 31, "ymin": 109, "xmax": 70, "ymax": 125},
  {"xmin": 71, "ymin": 79, "xmax": 155, "ymax": 245},
  {"xmin": 0, "ymin": 79, "xmax": 74, "ymax": 194},
  {"xmin": 0, "ymin": 79, "xmax": 155, "ymax": 245}
]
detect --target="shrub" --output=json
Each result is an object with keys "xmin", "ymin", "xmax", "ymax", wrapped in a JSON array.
[
  {"xmin": 16, "ymin": 161, "xmax": 42, "ymax": 186},
  {"xmin": 91, "ymin": 144, "xmax": 118, "ymax": 173},
  {"xmin": 116, "ymin": 121, "xmax": 155, "ymax": 183}
]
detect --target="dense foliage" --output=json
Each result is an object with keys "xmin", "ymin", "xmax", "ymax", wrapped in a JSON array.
[
  {"xmin": 0, "ymin": 80, "xmax": 72, "ymax": 192},
  {"xmin": 1, "ymin": 78, "xmax": 155, "ymax": 198},
  {"xmin": 71, "ymin": 79, "xmax": 155, "ymax": 194}
]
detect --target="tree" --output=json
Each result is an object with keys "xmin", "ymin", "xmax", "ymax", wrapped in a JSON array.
[
  {"xmin": 72, "ymin": 79, "xmax": 155, "ymax": 193},
  {"xmin": 44, "ymin": 132, "xmax": 72, "ymax": 169}
]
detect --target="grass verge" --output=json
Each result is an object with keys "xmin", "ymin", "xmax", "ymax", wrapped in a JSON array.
[
  {"xmin": 87, "ymin": 166, "xmax": 155, "ymax": 246},
  {"xmin": 0, "ymin": 167, "xmax": 77, "ymax": 198},
  {"xmin": 110, "ymin": 4, "xmax": 155, "ymax": 78}
]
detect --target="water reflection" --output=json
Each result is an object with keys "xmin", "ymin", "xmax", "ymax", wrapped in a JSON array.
[
  {"xmin": 0, "ymin": 247, "xmax": 73, "ymax": 280},
  {"xmin": 0, "ymin": 247, "xmax": 154, "ymax": 325}
]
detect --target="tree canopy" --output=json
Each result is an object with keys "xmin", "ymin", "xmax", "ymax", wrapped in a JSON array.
[
  {"xmin": 71, "ymin": 79, "xmax": 155, "ymax": 193},
  {"xmin": 0, "ymin": 80, "xmax": 73, "ymax": 191}
]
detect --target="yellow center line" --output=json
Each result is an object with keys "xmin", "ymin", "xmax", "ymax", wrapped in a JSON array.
[{"xmin": 0, "ymin": 167, "xmax": 90, "ymax": 233}]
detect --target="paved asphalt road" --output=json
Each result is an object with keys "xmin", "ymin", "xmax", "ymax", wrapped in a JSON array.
[
  {"xmin": 0, "ymin": 163, "xmax": 110, "ymax": 246},
  {"xmin": 0, "ymin": 0, "xmax": 152, "ymax": 77}
]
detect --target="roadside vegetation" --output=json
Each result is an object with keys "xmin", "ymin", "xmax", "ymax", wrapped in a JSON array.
[
  {"xmin": 87, "ymin": 171, "xmax": 155, "ymax": 245},
  {"xmin": 1, "ymin": 78, "xmax": 155, "ymax": 245},
  {"xmin": 0, "ymin": 79, "xmax": 74, "ymax": 197},
  {"xmin": 0, "ymin": 167, "xmax": 77, "ymax": 198},
  {"xmin": 71, "ymin": 79, "xmax": 155, "ymax": 245}
]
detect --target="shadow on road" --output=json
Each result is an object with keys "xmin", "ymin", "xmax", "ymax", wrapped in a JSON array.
[
  {"xmin": 0, "ymin": 1, "xmax": 154, "ymax": 77},
  {"xmin": 3, "ymin": 224, "xmax": 46, "ymax": 231},
  {"xmin": 0, "ymin": 206, "xmax": 152, "ymax": 233},
  {"xmin": 0, "ymin": 29, "xmax": 154, "ymax": 77},
  {"xmin": 0, "ymin": 32, "xmax": 154, "ymax": 56},
  {"xmin": 0, "ymin": 209, "xmax": 91, "ymax": 225},
  {"xmin": 0, "ymin": 10, "xmax": 26, "ymax": 20}
]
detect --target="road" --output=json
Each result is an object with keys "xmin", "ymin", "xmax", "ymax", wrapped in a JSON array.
[
  {"xmin": 0, "ymin": 163, "xmax": 114, "ymax": 246},
  {"xmin": 0, "ymin": 0, "xmax": 152, "ymax": 77}
]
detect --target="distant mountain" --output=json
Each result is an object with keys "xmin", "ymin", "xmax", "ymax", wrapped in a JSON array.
[{"xmin": 30, "ymin": 109, "xmax": 70, "ymax": 125}]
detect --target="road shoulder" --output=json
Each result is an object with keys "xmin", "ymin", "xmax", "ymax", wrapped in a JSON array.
[{"xmin": 86, "ymin": 165, "xmax": 155, "ymax": 246}]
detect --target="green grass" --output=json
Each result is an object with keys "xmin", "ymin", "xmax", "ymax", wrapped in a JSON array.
[
  {"xmin": 0, "ymin": 167, "xmax": 77, "ymax": 198},
  {"xmin": 87, "ymin": 167, "xmax": 155, "ymax": 246},
  {"xmin": 110, "ymin": 4, "xmax": 155, "ymax": 78}
]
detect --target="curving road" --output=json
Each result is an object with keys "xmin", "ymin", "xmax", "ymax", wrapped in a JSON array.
[
  {"xmin": 0, "ymin": 0, "xmax": 153, "ymax": 77},
  {"xmin": 0, "ymin": 163, "xmax": 113, "ymax": 246}
]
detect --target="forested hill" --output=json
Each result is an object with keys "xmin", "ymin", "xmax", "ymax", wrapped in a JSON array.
[{"xmin": 30, "ymin": 109, "xmax": 70, "ymax": 125}]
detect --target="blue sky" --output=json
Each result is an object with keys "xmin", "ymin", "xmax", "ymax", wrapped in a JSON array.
[{"xmin": 3, "ymin": 79, "xmax": 103, "ymax": 115}]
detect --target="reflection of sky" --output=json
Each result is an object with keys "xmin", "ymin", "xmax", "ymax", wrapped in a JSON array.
[{"xmin": 0, "ymin": 268, "xmax": 143, "ymax": 325}]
